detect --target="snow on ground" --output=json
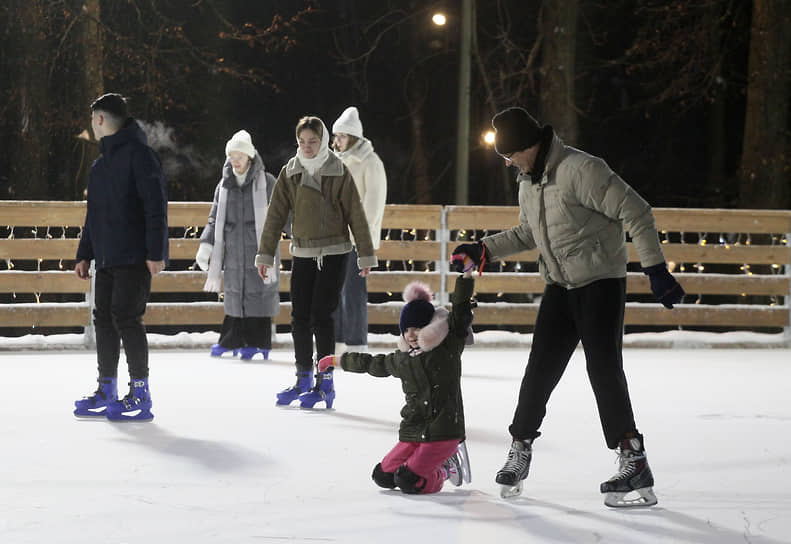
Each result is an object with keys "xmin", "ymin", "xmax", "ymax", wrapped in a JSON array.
[{"xmin": 1, "ymin": 340, "xmax": 790, "ymax": 543}]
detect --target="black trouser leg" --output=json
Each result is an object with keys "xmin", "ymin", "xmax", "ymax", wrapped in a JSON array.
[
  {"xmin": 572, "ymin": 278, "xmax": 635, "ymax": 449},
  {"xmin": 218, "ymin": 316, "xmax": 272, "ymax": 349},
  {"xmin": 310, "ymin": 254, "xmax": 347, "ymax": 360},
  {"xmin": 508, "ymin": 284, "xmax": 580, "ymax": 441},
  {"xmin": 290, "ymin": 254, "xmax": 347, "ymax": 372},
  {"xmin": 94, "ymin": 264, "xmax": 151, "ymax": 379}
]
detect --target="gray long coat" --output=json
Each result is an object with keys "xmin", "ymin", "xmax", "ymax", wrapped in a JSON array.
[{"xmin": 201, "ymin": 154, "xmax": 280, "ymax": 317}]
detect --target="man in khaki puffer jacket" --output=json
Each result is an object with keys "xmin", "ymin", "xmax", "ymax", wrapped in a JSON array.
[{"xmin": 452, "ymin": 107, "xmax": 684, "ymax": 507}]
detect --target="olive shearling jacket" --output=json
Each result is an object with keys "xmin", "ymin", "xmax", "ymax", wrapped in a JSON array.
[
  {"xmin": 339, "ymin": 276, "xmax": 474, "ymax": 443},
  {"xmin": 482, "ymin": 131, "xmax": 666, "ymax": 289},
  {"xmin": 255, "ymin": 152, "xmax": 377, "ymax": 271}
]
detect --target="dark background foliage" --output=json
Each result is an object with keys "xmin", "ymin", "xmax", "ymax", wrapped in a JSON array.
[{"xmin": 0, "ymin": 0, "xmax": 788, "ymax": 208}]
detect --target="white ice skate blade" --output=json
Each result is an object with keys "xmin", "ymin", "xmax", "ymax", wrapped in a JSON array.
[
  {"xmin": 106, "ymin": 409, "xmax": 154, "ymax": 422},
  {"xmin": 500, "ymin": 481, "xmax": 523, "ymax": 499},
  {"xmin": 73, "ymin": 409, "xmax": 107, "ymax": 419},
  {"xmin": 603, "ymin": 487, "xmax": 658, "ymax": 508},
  {"xmin": 457, "ymin": 441, "xmax": 472, "ymax": 484}
]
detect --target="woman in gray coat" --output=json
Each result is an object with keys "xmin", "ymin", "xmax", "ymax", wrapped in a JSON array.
[{"xmin": 196, "ymin": 130, "xmax": 280, "ymax": 360}]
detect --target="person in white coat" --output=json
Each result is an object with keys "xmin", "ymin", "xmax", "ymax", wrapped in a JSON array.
[{"xmin": 331, "ymin": 107, "xmax": 387, "ymax": 352}]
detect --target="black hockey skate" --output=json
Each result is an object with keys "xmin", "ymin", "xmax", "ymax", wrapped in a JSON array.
[
  {"xmin": 442, "ymin": 440, "xmax": 472, "ymax": 486},
  {"xmin": 600, "ymin": 434, "xmax": 657, "ymax": 507},
  {"xmin": 495, "ymin": 439, "xmax": 532, "ymax": 499}
]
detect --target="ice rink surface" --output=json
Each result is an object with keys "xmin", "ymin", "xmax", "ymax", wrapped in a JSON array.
[{"xmin": 1, "ymin": 344, "xmax": 789, "ymax": 543}]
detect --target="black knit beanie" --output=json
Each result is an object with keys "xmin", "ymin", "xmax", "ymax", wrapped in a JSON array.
[
  {"xmin": 399, "ymin": 299, "xmax": 435, "ymax": 333},
  {"xmin": 492, "ymin": 107, "xmax": 543, "ymax": 155}
]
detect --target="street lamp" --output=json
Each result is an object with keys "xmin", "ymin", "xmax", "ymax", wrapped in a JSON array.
[{"xmin": 429, "ymin": 2, "xmax": 472, "ymax": 205}]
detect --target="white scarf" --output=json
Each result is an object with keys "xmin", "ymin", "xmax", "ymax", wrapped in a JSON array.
[
  {"xmin": 204, "ymin": 158, "xmax": 269, "ymax": 292},
  {"xmin": 296, "ymin": 120, "xmax": 330, "ymax": 176}
]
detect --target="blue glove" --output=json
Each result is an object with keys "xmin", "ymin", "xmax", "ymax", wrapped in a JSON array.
[
  {"xmin": 643, "ymin": 263, "xmax": 685, "ymax": 309},
  {"xmin": 451, "ymin": 241, "xmax": 487, "ymax": 274}
]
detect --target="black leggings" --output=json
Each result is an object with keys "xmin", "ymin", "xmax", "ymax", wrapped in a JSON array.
[{"xmin": 289, "ymin": 254, "xmax": 348, "ymax": 372}]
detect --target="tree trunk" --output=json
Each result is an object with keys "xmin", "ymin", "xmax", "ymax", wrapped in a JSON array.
[
  {"xmin": 738, "ymin": 0, "xmax": 791, "ymax": 209},
  {"xmin": 703, "ymin": 2, "xmax": 729, "ymax": 207},
  {"xmin": 406, "ymin": 29, "xmax": 432, "ymax": 204},
  {"xmin": 10, "ymin": 0, "xmax": 50, "ymax": 199},
  {"xmin": 76, "ymin": 0, "xmax": 103, "ymax": 199},
  {"xmin": 538, "ymin": 0, "xmax": 579, "ymax": 145}
]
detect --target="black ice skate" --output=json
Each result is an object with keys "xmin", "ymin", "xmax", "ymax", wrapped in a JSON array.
[
  {"xmin": 495, "ymin": 439, "xmax": 532, "ymax": 499},
  {"xmin": 442, "ymin": 440, "xmax": 472, "ymax": 486},
  {"xmin": 600, "ymin": 434, "xmax": 657, "ymax": 508}
]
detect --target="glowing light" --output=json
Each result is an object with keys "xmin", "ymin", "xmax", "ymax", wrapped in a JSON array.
[
  {"xmin": 483, "ymin": 131, "xmax": 495, "ymax": 145},
  {"xmin": 432, "ymin": 13, "xmax": 447, "ymax": 26}
]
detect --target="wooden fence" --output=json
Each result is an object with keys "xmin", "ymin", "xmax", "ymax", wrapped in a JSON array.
[{"xmin": 0, "ymin": 201, "xmax": 789, "ymax": 339}]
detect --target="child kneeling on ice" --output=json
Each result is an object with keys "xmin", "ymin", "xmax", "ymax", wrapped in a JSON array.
[{"xmin": 318, "ymin": 261, "xmax": 475, "ymax": 494}]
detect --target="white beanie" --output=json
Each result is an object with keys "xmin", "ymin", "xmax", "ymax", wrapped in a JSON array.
[
  {"xmin": 225, "ymin": 129, "xmax": 256, "ymax": 158},
  {"xmin": 332, "ymin": 107, "xmax": 364, "ymax": 139}
]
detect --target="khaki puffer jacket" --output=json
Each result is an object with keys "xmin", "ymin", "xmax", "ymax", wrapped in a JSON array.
[{"xmin": 483, "ymin": 132, "xmax": 665, "ymax": 289}]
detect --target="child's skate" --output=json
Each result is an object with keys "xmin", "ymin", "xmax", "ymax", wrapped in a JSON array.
[
  {"xmin": 600, "ymin": 434, "xmax": 658, "ymax": 508},
  {"xmin": 495, "ymin": 439, "xmax": 532, "ymax": 499},
  {"xmin": 442, "ymin": 440, "xmax": 472, "ymax": 486}
]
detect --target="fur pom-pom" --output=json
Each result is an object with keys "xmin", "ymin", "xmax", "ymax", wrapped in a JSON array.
[{"xmin": 402, "ymin": 281, "xmax": 433, "ymax": 303}]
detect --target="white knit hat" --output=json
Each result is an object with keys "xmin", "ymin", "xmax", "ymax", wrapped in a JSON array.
[
  {"xmin": 332, "ymin": 107, "xmax": 364, "ymax": 139},
  {"xmin": 225, "ymin": 129, "xmax": 256, "ymax": 158}
]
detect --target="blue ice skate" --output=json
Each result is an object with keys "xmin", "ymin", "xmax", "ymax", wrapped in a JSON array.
[
  {"xmin": 276, "ymin": 371, "xmax": 313, "ymax": 406},
  {"xmin": 74, "ymin": 377, "xmax": 117, "ymax": 418},
  {"xmin": 299, "ymin": 369, "xmax": 335, "ymax": 409},
  {"xmin": 238, "ymin": 347, "xmax": 270, "ymax": 361},
  {"xmin": 210, "ymin": 343, "xmax": 234, "ymax": 357},
  {"xmin": 106, "ymin": 378, "xmax": 153, "ymax": 422}
]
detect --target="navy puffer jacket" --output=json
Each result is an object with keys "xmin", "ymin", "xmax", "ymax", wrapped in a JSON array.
[{"xmin": 77, "ymin": 119, "xmax": 168, "ymax": 270}]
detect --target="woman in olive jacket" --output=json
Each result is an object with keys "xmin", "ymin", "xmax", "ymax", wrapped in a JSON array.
[{"xmin": 256, "ymin": 116, "xmax": 376, "ymax": 408}]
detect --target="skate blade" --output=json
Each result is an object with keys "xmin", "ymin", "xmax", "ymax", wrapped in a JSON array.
[
  {"xmin": 73, "ymin": 408, "xmax": 108, "ymax": 418},
  {"xmin": 500, "ymin": 481, "xmax": 523, "ymax": 499},
  {"xmin": 604, "ymin": 487, "xmax": 658, "ymax": 508},
  {"xmin": 106, "ymin": 409, "xmax": 154, "ymax": 422},
  {"xmin": 457, "ymin": 441, "xmax": 472, "ymax": 484}
]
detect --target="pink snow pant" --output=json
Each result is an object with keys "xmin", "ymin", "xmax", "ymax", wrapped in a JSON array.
[{"xmin": 381, "ymin": 439, "xmax": 459, "ymax": 494}]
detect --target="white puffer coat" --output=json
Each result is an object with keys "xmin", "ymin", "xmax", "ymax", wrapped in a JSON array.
[{"xmin": 335, "ymin": 138, "xmax": 387, "ymax": 250}]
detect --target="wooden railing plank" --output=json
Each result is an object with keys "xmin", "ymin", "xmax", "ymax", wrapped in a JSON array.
[
  {"xmin": 442, "ymin": 241, "xmax": 791, "ymax": 266},
  {"xmin": 0, "ymin": 201, "xmax": 88, "ymax": 226},
  {"xmin": 446, "ymin": 206, "xmax": 791, "ymax": 234},
  {"xmin": 1, "ymin": 300, "xmax": 787, "ymax": 329}
]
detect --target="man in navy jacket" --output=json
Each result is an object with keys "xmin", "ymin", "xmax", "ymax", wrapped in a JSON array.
[{"xmin": 73, "ymin": 93, "xmax": 168, "ymax": 422}]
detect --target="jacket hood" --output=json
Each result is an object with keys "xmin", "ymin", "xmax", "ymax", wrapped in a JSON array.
[
  {"xmin": 337, "ymin": 138, "xmax": 374, "ymax": 163},
  {"xmin": 99, "ymin": 118, "xmax": 147, "ymax": 159},
  {"xmin": 397, "ymin": 307, "xmax": 449, "ymax": 353},
  {"xmin": 541, "ymin": 131, "xmax": 566, "ymax": 180}
]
